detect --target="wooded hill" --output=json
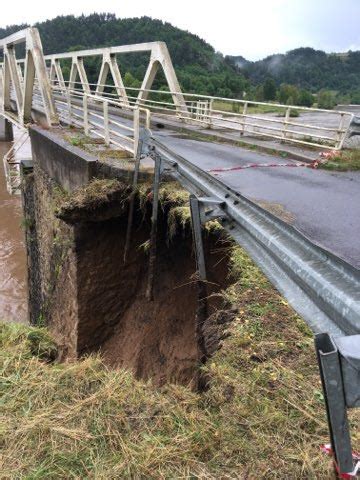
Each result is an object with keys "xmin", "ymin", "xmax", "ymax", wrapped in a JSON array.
[
  {"xmin": 1, "ymin": 14, "xmax": 359, "ymax": 100},
  {"xmin": 228, "ymin": 47, "xmax": 360, "ymax": 94},
  {"xmin": 0, "ymin": 14, "xmax": 248, "ymax": 98}
]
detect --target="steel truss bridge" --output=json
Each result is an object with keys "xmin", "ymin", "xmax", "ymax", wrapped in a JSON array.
[{"xmin": 0, "ymin": 28, "xmax": 359, "ymax": 476}]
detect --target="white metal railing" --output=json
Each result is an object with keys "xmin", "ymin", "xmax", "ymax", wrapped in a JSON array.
[
  {"xmin": 48, "ymin": 79, "xmax": 353, "ymax": 151},
  {"xmin": 125, "ymin": 87, "xmax": 353, "ymax": 151},
  {"xmin": 48, "ymin": 86, "xmax": 150, "ymax": 157},
  {"xmin": 2, "ymin": 130, "xmax": 30, "ymax": 194},
  {"xmin": 0, "ymin": 28, "xmax": 354, "ymax": 151}
]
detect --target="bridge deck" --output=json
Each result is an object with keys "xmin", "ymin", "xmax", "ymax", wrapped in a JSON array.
[
  {"xmin": 5, "ymin": 95, "xmax": 360, "ymax": 269},
  {"xmin": 76, "ymin": 100, "xmax": 359, "ymax": 270}
]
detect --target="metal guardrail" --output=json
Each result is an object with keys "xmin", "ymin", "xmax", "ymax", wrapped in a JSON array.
[
  {"xmin": 48, "ymin": 86, "xmax": 151, "ymax": 157},
  {"xmin": 144, "ymin": 132, "xmax": 360, "ymax": 337},
  {"xmin": 134, "ymin": 88, "xmax": 353, "ymax": 150},
  {"xmin": 143, "ymin": 131, "xmax": 360, "ymax": 475}
]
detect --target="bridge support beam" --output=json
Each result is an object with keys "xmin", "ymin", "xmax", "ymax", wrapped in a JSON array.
[{"xmin": 0, "ymin": 117, "xmax": 14, "ymax": 142}]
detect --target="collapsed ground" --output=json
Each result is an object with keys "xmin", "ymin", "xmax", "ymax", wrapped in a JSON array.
[{"xmin": 2, "ymin": 177, "xmax": 359, "ymax": 478}]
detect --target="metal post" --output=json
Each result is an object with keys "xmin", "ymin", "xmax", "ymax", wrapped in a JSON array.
[
  {"xmin": 207, "ymin": 99, "xmax": 214, "ymax": 129},
  {"xmin": 241, "ymin": 102, "xmax": 248, "ymax": 136},
  {"xmin": 83, "ymin": 95, "xmax": 89, "ymax": 136},
  {"xmin": 282, "ymin": 107, "xmax": 291, "ymax": 142},
  {"xmin": 123, "ymin": 140, "xmax": 143, "ymax": 264},
  {"xmin": 315, "ymin": 333, "xmax": 354, "ymax": 475},
  {"xmin": 336, "ymin": 113, "xmax": 346, "ymax": 150},
  {"xmin": 133, "ymin": 108, "xmax": 140, "ymax": 159},
  {"xmin": 146, "ymin": 152, "xmax": 162, "ymax": 301},
  {"xmin": 190, "ymin": 194, "xmax": 208, "ymax": 362},
  {"xmin": 67, "ymin": 88, "xmax": 72, "ymax": 125},
  {"xmin": 103, "ymin": 101, "xmax": 110, "ymax": 146}
]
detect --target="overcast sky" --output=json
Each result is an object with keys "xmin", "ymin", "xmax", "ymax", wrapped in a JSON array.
[{"xmin": 1, "ymin": 0, "xmax": 359, "ymax": 60}]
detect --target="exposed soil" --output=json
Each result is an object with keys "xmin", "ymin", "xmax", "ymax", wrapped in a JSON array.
[
  {"xmin": 53, "ymin": 179, "xmax": 233, "ymax": 387},
  {"xmin": 26, "ymin": 160, "xmax": 234, "ymax": 387}
]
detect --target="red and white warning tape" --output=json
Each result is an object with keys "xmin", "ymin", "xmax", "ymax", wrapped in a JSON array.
[
  {"xmin": 209, "ymin": 159, "xmax": 321, "ymax": 174},
  {"xmin": 321, "ymin": 444, "xmax": 360, "ymax": 479}
]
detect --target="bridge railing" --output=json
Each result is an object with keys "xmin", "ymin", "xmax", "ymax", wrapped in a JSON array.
[
  {"xmin": 0, "ymin": 28, "xmax": 354, "ymax": 151},
  {"xmin": 49, "ymin": 85, "xmax": 150, "ymax": 158},
  {"xmin": 124, "ymin": 87, "xmax": 353, "ymax": 151},
  {"xmin": 54, "ymin": 79, "xmax": 353, "ymax": 150}
]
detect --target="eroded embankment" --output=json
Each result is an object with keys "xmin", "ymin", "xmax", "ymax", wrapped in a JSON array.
[{"xmin": 25, "ymin": 167, "xmax": 234, "ymax": 387}]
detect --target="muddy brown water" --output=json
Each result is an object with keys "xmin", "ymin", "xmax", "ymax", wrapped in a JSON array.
[{"xmin": 0, "ymin": 128, "xmax": 28, "ymax": 323}]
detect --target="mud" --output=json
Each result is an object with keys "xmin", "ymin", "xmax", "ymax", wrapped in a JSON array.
[
  {"xmin": 75, "ymin": 209, "xmax": 232, "ymax": 387},
  {"xmin": 24, "ymin": 142, "xmax": 235, "ymax": 387}
]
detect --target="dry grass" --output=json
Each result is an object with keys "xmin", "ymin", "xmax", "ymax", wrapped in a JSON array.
[
  {"xmin": 138, "ymin": 182, "xmax": 222, "ymax": 240},
  {"xmin": 2, "ymin": 243, "xmax": 359, "ymax": 478},
  {"xmin": 2, "ymin": 181, "xmax": 359, "ymax": 478},
  {"xmin": 320, "ymin": 149, "xmax": 360, "ymax": 171}
]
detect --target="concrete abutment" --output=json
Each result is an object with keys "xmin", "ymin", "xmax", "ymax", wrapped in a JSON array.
[{"xmin": 0, "ymin": 117, "xmax": 14, "ymax": 142}]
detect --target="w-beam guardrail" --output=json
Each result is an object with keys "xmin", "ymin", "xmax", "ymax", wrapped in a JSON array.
[{"xmin": 142, "ymin": 132, "xmax": 360, "ymax": 476}]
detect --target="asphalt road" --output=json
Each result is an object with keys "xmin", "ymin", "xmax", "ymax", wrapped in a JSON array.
[{"xmin": 155, "ymin": 130, "xmax": 360, "ymax": 269}]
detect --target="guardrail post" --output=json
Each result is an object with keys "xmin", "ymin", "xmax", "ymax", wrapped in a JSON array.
[
  {"xmin": 190, "ymin": 195, "xmax": 208, "ymax": 363},
  {"xmin": 83, "ymin": 95, "xmax": 89, "ymax": 136},
  {"xmin": 133, "ymin": 108, "xmax": 140, "ymax": 159},
  {"xmin": 315, "ymin": 333, "xmax": 357, "ymax": 475},
  {"xmin": 146, "ymin": 151, "xmax": 162, "ymax": 301},
  {"xmin": 282, "ymin": 107, "xmax": 291, "ymax": 142},
  {"xmin": 103, "ymin": 101, "xmax": 110, "ymax": 146}
]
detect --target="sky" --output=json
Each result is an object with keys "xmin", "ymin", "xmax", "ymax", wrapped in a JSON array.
[{"xmin": 1, "ymin": 0, "xmax": 359, "ymax": 60}]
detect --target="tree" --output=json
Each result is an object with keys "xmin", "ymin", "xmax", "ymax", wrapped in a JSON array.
[
  {"xmin": 317, "ymin": 90, "xmax": 336, "ymax": 109},
  {"xmin": 263, "ymin": 78, "xmax": 277, "ymax": 101},
  {"xmin": 350, "ymin": 91, "xmax": 360, "ymax": 105},
  {"xmin": 254, "ymin": 85, "xmax": 264, "ymax": 102},
  {"xmin": 278, "ymin": 84, "xmax": 299, "ymax": 105},
  {"xmin": 297, "ymin": 89, "xmax": 314, "ymax": 107}
]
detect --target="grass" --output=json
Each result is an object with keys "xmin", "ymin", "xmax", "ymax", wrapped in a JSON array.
[
  {"xmin": 138, "ymin": 181, "xmax": 222, "ymax": 240},
  {"xmin": 212, "ymin": 100, "xmax": 285, "ymax": 116},
  {"xmin": 1, "ymin": 237, "xmax": 359, "ymax": 478},
  {"xmin": 320, "ymin": 149, "xmax": 360, "ymax": 171}
]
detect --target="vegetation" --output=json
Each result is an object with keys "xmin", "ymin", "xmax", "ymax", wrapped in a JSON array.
[
  {"xmin": 320, "ymin": 149, "xmax": 360, "ymax": 171},
  {"xmin": 229, "ymin": 47, "xmax": 360, "ymax": 95},
  {"xmin": 317, "ymin": 90, "xmax": 337, "ymax": 110},
  {"xmin": 0, "ymin": 14, "xmax": 248, "ymax": 99},
  {"xmin": 2, "ymin": 232, "xmax": 359, "ymax": 477},
  {"xmin": 1, "ymin": 15, "xmax": 358, "ymax": 108},
  {"xmin": 263, "ymin": 77, "xmax": 277, "ymax": 101}
]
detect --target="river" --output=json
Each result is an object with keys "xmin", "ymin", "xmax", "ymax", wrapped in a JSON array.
[{"xmin": 0, "ymin": 127, "xmax": 28, "ymax": 323}]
